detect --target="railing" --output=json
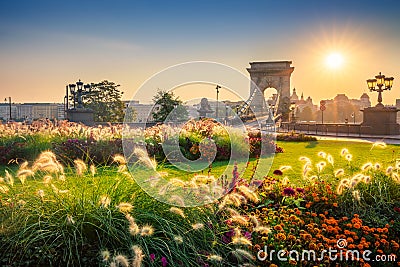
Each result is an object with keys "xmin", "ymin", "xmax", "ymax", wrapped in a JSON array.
[{"xmin": 279, "ymin": 122, "xmax": 375, "ymax": 137}]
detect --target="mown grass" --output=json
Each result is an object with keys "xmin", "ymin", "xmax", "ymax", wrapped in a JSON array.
[{"xmin": 270, "ymin": 140, "xmax": 400, "ymax": 184}]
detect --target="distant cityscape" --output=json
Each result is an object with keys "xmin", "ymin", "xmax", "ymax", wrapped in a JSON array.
[{"xmin": 1, "ymin": 90, "xmax": 400, "ymax": 123}]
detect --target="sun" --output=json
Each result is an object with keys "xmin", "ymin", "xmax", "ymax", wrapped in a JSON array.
[{"xmin": 325, "ymin": 53, "xmax": 344, "ymax": 69}]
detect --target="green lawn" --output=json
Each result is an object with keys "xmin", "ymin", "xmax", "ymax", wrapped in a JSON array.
[
  {"xmin": 270, "ymin": 140, "xmax": 399, "ymax": 184},
  {"xmin": 151, "ymin": 140, "xmax": 400, "ymax": 187}
]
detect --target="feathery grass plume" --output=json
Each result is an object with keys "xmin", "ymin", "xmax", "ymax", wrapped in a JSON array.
[
  {"xmin": 43, "ymin": 175, "xmax": 53, "ymax": 185},
  {"xmin": 327, "ymin": 154, "xmax": 334, "ymax": 165},
  {"xmin": 392, "ymin": 172, "xmax": 400, "ymax": 183},
  {"xmin": 254, "ymin": 226, "xmax": 271, "ymax": 235},
  {"xmin": 174, "ymin": 235, "xmax": 183, "ymax": 244},
  {"xmin": 17, "ymin": 169, "xmax": 34, "ymax": 178},
  {"xmin": 308, "ymin": 175, "xmax": 318, "ymax": 182},
  {"xmin": 341, "ymin": 148, "xmax": 349, "ymax": 156},
  {"xmin": 334, "ymin": 169, "xmax": 345, "ymax": 177},
  {"xmin": 207, "ymin": 254, "xmax": 222, "ymax": 262},
  {"xmin": 316, "ymin": 161, "xmax": 326, "ymax": 172},
  {"xmin": 361, "ymin": 162, "xmax": 373, "ymax": 171},
  {"xmin": 350, "ymin": 176, "xmax": 362, "ymax": 188},
  {"xmin": 40, "ymin": 162, "xmax": 61, "ymax": 173},
  {"xmin": 232, "ymin": 249, "xmax": 255, "ymax": 260},
  {"xmin": 19, "ymin": 161, "xmax": 29, "ymax": 170},
  {"xmin": 230, "ymin": 192, "xmax": 246, "ymax": 207},
  {"xmin": 237, "ymin": 185, "xmax": 260, "ymax": 203},
  {"xmin": 371, "ymin": 141, "xmax": 387, "ymax": 150},
  {"xmin": 168, "ymin": 178, "xmax": 186, "ymax": 187},
  {"xmin": 59, "ymin": 189, "xmax": 69, "ymax": 194},
  {"xmin": 37, "ymin": 189, "xmax": 45, "ymax": 199},
  {"xmin": 113, "ymin": 154, "xmax": 126, "ymax": 165},
  {"xmin": 234, "ymin": 227, "xmax": 241, "ymax": 237},
  {"xmin": 0, "ymin": 184, "xmax": 9, "ymax": 194},
  {"xmin": 396, "ymin": 160, "xmax": 400, "ymax": 169},
  {"xmin": 231, "ymin": 215, "xmax": 249, "ymax": 226},
  {"xmin": 110, "ymin": 262, "xmax": 116, "ymax": 267},
  {"xmin": 0, "ymin": 177, "xmax": 4, "ymax": 183},
  {"xmin": 125, "ymin": 214, "xmax": 135, "ymax": 224},
  {"xmin": 225, "ymin": 207, "xmax": 240, "ymax": 217},
  {"xmin": 114, "ymin": 255, "xmax": 129, "ymax": 267},
  {"xmin": 140, "ymin": 224, "xmax": 154, "ymax": 236},
  {"xmin": 117, "ymin": 164, "xmax": 127, "ymax": 173},
  {"xmin": 66, "ymin": 214, "xmax": 75, "ymax": 225},
  {"xmin": 374, "ymin": 163, "xmax": 381, "ymax": 170},
  {"xmin": 336, "ymin": 184, "xmax": 344, "ymax": 195},
  {"xmin": 101, "ymin": 250, "xmax": 111, "ymax": 262},
  {"xmin": 386, "ymin": 166, "xmax": 394, "ymax": 174},
  {"xmin": 59, "ymin": 174, "xmax": 66, "ymax": 181},
  {"xmin": 158, "ymin": 184, "xmax": 169, "ymax": 195},
  {"xmin": 129, "ymin": 222, "xmax": 140, "ymax": 236},
  {"xmin": 132, "ymin": 245, "xmax": 144, "ymax": 267},
  {"xmin": 345, "ymin": 154, "xmax": 353, "ymax": 161},
  {"xmin": 299, "ymin": 156, "xmax": 311, "ymax": 162},
  {"xmin": 279, "ymin": 165, "xmax": 292, "ymax": 171},
  {"xmin": 302, "ymin": 163, "xmax": 312, "ymax": 177},
  {"xmin": 133, "ymin": 147, "xmax": 157, "ymax": 170},
  {"xmin": 169, "ymin": 195, "xmax": 185, "ymax": 206},
  {"xmin": 363, "ymin": 176, "xmax": 371, "ymax": 184},
  {"xmin": 249, "ymin": 215, "xmax": 259, "ymax": 228},
  {"xmin": 90, "ymin": 164, "xmax": 96, "ymax": 176},
  {"xmin": 74, "ymin": 159, "xmax": 87, "ymax": 176},
  {"xmin": 145, "ymin": 176, "xmax": 161, "ymax": 187},
  {"xmin": 352, "ymin": 190, "xmax": 361, "ymax": 202},
  {"xmin": 232, "ymin": 236, "xmax": 252, "ymax": 246},
  {"xmin": 169, "ymin": 207, "xmax": 185, "ymax": 218},
  {"xmin": 117, "ymin": 202, "xmax": 133, "ymax": 213},
  {"xmin": 5, "ymin": 170, "xmax": 14, "ymax": 186},
  {"xmin": 192, "ymin": 223, "xmax": 204, "ymax": 230},
  {"xmin": 318, "ymin": 151, "xmax": 327, "ymax": 158},
  {"xmin": 99, "ymin": 195, "xmax": 111, "ymax": 208}
]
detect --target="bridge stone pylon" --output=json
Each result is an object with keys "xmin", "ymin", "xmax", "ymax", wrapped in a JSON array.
[{"xmin": 246, "ymin": 61, "xmax": 294, "ymax": 120}]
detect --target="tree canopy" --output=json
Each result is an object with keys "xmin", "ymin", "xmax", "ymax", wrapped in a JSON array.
[
  {"xmin": 151, "ymin": 90, "xmax": 188, "ymax": 122},
  {"xmin": 83, "ymin": 80, "xmax": 125, "ymax": 122}
]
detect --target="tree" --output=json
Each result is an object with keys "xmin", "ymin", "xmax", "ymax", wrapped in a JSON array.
[
  {"xmin": 83, "ymin": 80, "xmax": 125, "ymax": 122},
  {"xmin": 152, "ymin": 90, "xmax": 188, "ymax": 122},
  {"xmin": 298, "ymin": 106, "xmax": 315, "ymax": 122}
]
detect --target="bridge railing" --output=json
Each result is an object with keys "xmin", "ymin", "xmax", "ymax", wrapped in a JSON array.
[{"xmin": 279, "ymin": 122, "xmax": 375, "ymax": 137}]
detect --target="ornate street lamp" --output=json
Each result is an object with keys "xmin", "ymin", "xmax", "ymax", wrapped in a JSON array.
[
  {"xmin": 366, "ymin": 72, "xmax": 394, "ymax": 107},
  {"xmin": 68, "ymin": 80, "xmax": 91, "ymax": 109}
]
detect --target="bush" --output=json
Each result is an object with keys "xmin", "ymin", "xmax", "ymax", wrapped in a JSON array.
[{"xmin": 276, "ymin": 132, "xmax": 317, "ymax": 142}]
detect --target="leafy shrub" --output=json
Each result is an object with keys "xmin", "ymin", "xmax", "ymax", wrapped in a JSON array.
[{"xmin": 277, "ymin": 132, "xmax": 317, "ymax": 142}]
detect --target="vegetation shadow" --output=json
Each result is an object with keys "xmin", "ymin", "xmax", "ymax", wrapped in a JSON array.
[{"xmin": 305, "ymin": 141, "xmax": 318, "ymax": 148}]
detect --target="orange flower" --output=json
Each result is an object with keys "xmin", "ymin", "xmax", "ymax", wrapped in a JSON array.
[
  {"xmin": 305, "ymin": 202, "xmax": 312, "ymax": 208},
  {"xmin": 342, "ymin": 216, "xmax": 348, "ymax": 221},
  {"xmin": 333, "ymin": 202, "xmax": 338, "ymax": 207},
  {"xmin": 353, "ymin": 223, "xmax": 361, "ymax": 229},
  {"xmin": 274, "ymin": 225, "xmax": 283, "ymax": 231},
  {"xmin": 275, "ymin": 233, "xmax": 287, "ymax": 241}
]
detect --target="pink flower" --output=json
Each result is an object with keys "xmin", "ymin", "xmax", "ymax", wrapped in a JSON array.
[
  {"xmin": 161, "ymin": 256, "xmax": 168, "ymax": 267},
  {"xmin": 149, "ymin": 254, "xmax": 155, "ymax": 262}
]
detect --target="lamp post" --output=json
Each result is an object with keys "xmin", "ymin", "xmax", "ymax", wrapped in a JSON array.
[
  {"xmin": 215, "ymin": 85, "xmax": 221, "ymax": 120},
  {"xmin": 68, "ymin": 80, "xmax": 91, "ymax": 109},
  {"xmin": 367, "ymin": 72, "xmax": 394, "ymax": 107},
  {"xmin": 4, "ymin": 97, "xmax": 11, "ymax": 121}
]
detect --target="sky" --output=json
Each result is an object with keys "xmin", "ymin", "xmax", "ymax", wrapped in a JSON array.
[{"xmin": 1, "ymin": 0, "xmax": 400, "ymax": 106}]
